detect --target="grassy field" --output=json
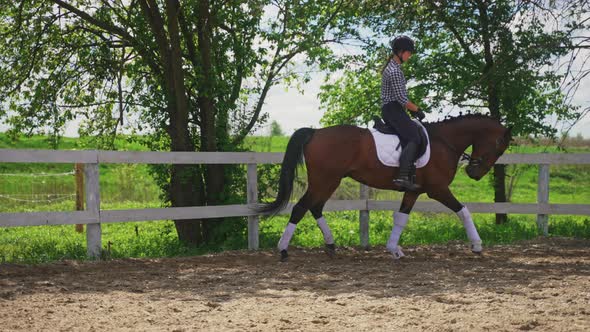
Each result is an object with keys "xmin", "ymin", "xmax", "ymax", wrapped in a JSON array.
[
  {"xmin": 1, "ymin": 133, "xmax": 589, "ymax": 263},
  {"xmin": 0, "ymin": 134, "xmax": 162, "ymax": 212}
]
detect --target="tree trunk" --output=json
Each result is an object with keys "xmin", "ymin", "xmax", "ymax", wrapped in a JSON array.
[
  {"xmin": 488, "ymin": 87, "xmax": 508, "ymax": 224},
  {"xmin": 162, "ymin": 0, "xmax": 206, "ymax": 244},
  {"xmin": 197, "ymin": 0, "xmax": 225, "ymax": 242},
  {"xmin": 493, "ymin": 164, "xmax": 508, "ymax": 224},
  {"xmin": 478, "ymin": 0, "xmax": 508, "ymax": 224}
]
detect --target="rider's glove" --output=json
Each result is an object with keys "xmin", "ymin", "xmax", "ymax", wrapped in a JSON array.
[{"xmin": 413, "ymin": 108, "xmax": 426, "ymax": 121}]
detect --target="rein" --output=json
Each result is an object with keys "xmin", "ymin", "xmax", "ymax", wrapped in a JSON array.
[
  {"xmin": 432, "ymin": 135, "xmax": 481, "ymax": 166},
  {"xmin": 433, "ymin": 133, "xmax": 506, "ymax": 167}
]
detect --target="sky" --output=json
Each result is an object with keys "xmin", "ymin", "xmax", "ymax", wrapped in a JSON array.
[{"xmin": 257, "ymin": 71, "xmax": 590, "ymax": 138}]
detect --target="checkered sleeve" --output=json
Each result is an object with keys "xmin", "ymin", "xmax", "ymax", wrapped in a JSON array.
[{"xmin": 381, "ymin": 62, "xmax": 409, "ymax": 106}]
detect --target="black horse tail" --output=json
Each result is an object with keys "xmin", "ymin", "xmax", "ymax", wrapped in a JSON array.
[{"xmin": 255, "ymin": 127, "xmax": 316, "ymax": 216}]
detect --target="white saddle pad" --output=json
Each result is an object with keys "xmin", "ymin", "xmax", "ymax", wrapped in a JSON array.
[{"xmin": 370, "ymin": 120, "xmax": 431, "ymax": 168}]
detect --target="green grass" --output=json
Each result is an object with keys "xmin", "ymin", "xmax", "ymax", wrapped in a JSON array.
[
  {"xmin": 257, "ymin": 211, "xmax": 590, "ymax": 249},
  {"xmin": 0, "ymin": 133, "xmax": 162, "ymax": 212},
  {"xmin": 1, "ymin": 133, "xmax": 590, "ymax": 264},
  {"xmin": 243, "ymin": 135, "xmax": 290, "ymax": 152},
  {"xmin": 0, "ymin": 220, "xmax": 207, "ymax": 264},
  {"xmin": 2, "ymin": 211, "xmax": 588, "ymax": 264}
]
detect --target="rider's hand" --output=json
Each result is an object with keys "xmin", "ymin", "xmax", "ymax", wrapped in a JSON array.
[{"xmin": 413, "ymin": 108, "xmax": 426, "ymax": 121}]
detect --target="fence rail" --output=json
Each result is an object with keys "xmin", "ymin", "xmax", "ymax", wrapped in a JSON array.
[
  {"xmin": 3, "ymin": 149, "xmax": 590, "ymax": 164},
  {"xmin": 1, "ymin": 149, "xmax": 589, "ymax": 257}
]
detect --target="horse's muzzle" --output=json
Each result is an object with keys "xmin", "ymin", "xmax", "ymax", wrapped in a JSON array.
[{"xmin": 465, "ymin": 165, "xmax": 483, "ymax": 181}]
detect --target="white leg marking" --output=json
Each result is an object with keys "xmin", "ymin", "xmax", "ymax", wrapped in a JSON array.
[
  {"xmin": 386, "ymin": 211, "xmax": 409, "ymax": 258},
  {"xmin": 457, "ymin": 206, "xmax": 482, "ymax": 252},
  {"xmin": 278, "ymin": 222, "xmax": 297, "ymax": 251},
  {"xmin": 316, "ymin": 216, "xmax": 334, "ymax": 245}
]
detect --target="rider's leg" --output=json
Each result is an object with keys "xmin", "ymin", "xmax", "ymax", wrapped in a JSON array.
[
  {"xmin": 381, "ymin": 102, "xmax": 421, "ymax": 191},
  {"xmin": 395, "ymin": 141, "xmax": 420, "ymax": 191}
]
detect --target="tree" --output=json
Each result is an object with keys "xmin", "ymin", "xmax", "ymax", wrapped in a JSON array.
[
  {"xmin": 319, "ymin": 0, "xmax": 588, "ymax": 224},
  {"xmin": 0, "ymin": 0, "xmax": 361, "ymax": 244},
  {"xmin": 270, "ymin": 120, "xmax": 284, "ymax": 137}
]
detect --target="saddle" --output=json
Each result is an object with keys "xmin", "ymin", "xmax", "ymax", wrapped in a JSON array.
[{"xmin": 372, "ymin": 116, "xmax": 429, "ymax": 158}]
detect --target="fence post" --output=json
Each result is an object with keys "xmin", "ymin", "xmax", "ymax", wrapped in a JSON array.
[
  {"xmin": 359, "ymin": 184, "xmax": 370, "ymax": 249},
  {"xmin": 247, "ymin": 164, "xmax": 259, "ymax": 250},
  {"xmin": 537, "ymin": 163, "xmax": 549, "ymax": 236},
  {"xmin": 85, "ymin": 163, "xmax": 101, "ymax": 258},
  {"xmin": 75, "ymin": 163, "xmax": 85, "ymax": 233}
]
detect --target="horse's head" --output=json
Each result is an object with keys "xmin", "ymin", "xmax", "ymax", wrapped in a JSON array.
[{"xmin": 465, "ymin": 125, "xmax": 512, "ymax": 180}]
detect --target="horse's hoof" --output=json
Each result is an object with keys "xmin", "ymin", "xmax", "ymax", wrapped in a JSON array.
[
  {"xmin": 280, "ymin": 250, "xmax": 288, "ymax": 262},
  {"xmin": 325, "ymin": 243, "xmax": 336, "ymax": 258},
  {"xmin": 472, "ymin": 250, "xmax": 483, "ymax": 256},
  {"xmin": 388, "ymin": 245, "xmax": 405, "ymax": 260},
  {"xmin": 471, "ymin": 241, "xmax": 482, "ymax": 254},
  {"xmin": 393, "ymin": 252, "xmax": 405, "ymax": 260}
]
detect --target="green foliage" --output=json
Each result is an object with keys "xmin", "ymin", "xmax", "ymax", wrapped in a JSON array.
[
  {"xmin": 320, "ymin": 65, "xmax": 382, "ymax": 126},
  {"xmin": 319, "ymin": 0, "xmax": 584, "ymax": 139},
  {"xmin": 0, "ymin": 1, "xmax": 366, "ymax": 245},
  {"xmin": 0, "ymin": 1, "xmax": 362, "ymax": 143},
  {"xmin": 270, "ymin": 120, "xmax": 284, "ymax": 137},
  {"xmin": 243, "ymin": 135, "xmax": 290, "ymax": 152}
]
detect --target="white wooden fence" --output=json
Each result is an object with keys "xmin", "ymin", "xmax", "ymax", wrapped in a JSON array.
[{"xmin": 1, "ymin": 149, "xmax": 589, "ymax": 258}]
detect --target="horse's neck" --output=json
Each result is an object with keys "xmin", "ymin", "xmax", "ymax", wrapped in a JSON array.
[{"xmin": 436, "ymin": 122, "xmax": 476, "ymax": 156}]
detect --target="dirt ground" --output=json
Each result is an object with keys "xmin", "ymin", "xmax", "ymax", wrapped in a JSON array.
[{"xmin": 1, "ymin": 237, "xmax": 589, "ymax": 332}]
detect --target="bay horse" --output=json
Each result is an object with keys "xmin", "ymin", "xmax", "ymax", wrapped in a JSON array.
[{"xmin": 257, "ymin": 114, "xmax": 512, "ymax": 261}]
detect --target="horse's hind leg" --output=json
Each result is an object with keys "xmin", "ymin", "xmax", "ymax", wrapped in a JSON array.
[
  {"xmin": 277, "ymin": 175, "xmax": 341, "ymax": 261},
  {"xmin": 310, "ymin": 202, "xmax": 336, "ymax": 258},
  {"xmin": 308, "ymin": 173, "xmax": 343, "ymax": 258},
  {"xmin": 277, "ymin": 192, "xmax": 312, "ymax": 261}
]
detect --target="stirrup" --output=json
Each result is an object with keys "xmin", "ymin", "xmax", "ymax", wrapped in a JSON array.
[{"xmin": 393, "ymin": 178, "xmax": 421, "ymax": 192}]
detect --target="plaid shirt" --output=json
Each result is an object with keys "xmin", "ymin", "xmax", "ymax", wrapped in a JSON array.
[{"xmin": 381, "ymin": 60, "xmax": 409, "ymax": 107}]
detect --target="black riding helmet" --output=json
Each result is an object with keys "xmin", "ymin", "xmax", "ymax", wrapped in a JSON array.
[{"xmin": 390, "ymin": 36, "xmax": 415, "ymax": 63}]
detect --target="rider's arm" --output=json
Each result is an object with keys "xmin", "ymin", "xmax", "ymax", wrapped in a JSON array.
[
  {"xmin": 383, "ymin": 65, "xmax": 409, "ymax": 107},
  {"xmin": 405, "ymin": 101, "xmax": 419, "ymax": 112},
  {"xmin": 387, "ymin": 66, "xmax": 419, "ymax": 112}
]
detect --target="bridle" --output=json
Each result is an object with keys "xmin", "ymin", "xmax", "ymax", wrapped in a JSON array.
[{"xmin": 435, "ymin": 135, "xmax": 507, "ymax": 168}]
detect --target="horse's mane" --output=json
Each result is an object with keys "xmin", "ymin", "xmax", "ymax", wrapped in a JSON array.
[{"xmin": 422, "ymin": 113, "xmax": 503, "ymax": 134}]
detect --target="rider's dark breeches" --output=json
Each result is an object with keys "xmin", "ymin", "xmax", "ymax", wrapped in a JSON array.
[{"xmin": 381, "ymin": 101, "xmax": 421, "ymax": 146}]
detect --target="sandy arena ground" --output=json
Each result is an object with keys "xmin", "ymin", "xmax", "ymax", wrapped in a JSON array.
[{"xmin": 1, "ymin": 237, "xmax": 589, "ymax": 331}]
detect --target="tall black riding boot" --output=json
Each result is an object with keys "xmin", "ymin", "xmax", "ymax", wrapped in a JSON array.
[{"xmin": 393, "ymin": 142, "xmax": 421, "ymax": 192}]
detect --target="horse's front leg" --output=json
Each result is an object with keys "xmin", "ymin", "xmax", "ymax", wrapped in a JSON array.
[
  {"xmin": 387, "ymin": 192, "xmax": 419, "ymax": 260},
  {"xmin": 427, "ymin": 188, "xmax": 482, "ymax": 254}
]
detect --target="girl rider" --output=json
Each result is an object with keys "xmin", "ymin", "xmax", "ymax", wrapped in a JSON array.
[{"xmin": 381, "ymin": 35, "xmax": 426, "ymax": 192}]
